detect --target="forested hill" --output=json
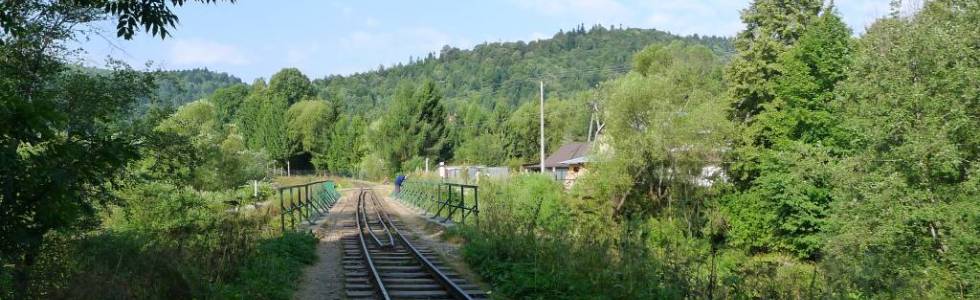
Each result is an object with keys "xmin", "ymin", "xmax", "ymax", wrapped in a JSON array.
[
  {"xmin": 314, "ymin": 25, "xmax": 732, "ymax": 114},
  {"xmin": 152, "ymin": 68, "xmax": 243, "ymax": 108}
]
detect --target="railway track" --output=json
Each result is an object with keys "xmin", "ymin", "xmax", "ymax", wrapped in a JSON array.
[{"xmin": 343, "ymin": 189, "xmax": 488, "ymax": 300}]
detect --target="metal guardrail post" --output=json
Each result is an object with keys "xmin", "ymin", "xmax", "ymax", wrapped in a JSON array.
[
  {"xmin": 289, "ymin": 188, "xmax": 295, "ymax": 229},
  {"xmin": 392, "ymin": 181, "xmax": 479, "ymax": 226},
  {"xmin": 474, "ymin": 185, "xmax": 479, "ymax": 226},
  {"xmin": 274, "ymin": 179, "xmax": 335, "ymax": 233},
  {"xmin": 279, "ymin": 189, "xmax": 285, "ymax": 232}
]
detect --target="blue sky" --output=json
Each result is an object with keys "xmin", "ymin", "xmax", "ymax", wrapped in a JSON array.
[{"xmin": 75, "ymin": 0, "xmax": 895, "ymax": 82}]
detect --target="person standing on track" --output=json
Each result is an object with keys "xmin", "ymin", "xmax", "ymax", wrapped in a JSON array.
[{"xmin": 394, "ymin": 174, "xmax": 406, "ymax": 193}]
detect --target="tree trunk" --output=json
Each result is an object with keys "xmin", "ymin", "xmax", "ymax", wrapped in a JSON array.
[{"xmin": 14, "ymin": 250, "xmax": 38, "ymax": 299}]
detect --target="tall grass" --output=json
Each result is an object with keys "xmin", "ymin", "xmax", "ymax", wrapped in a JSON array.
[{"xmin": 15, "ymin": 183, "xmax": 318, "ymax": 299}]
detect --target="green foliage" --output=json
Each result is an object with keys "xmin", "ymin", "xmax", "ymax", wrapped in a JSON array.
[
  {"xmin": 269, "ymin": 68, "xmax": 314, "ymax": 106},
  {"xmin": 151, "ymin": 68, "xmax": 243, "ymax": 111},
  {"xmin": 725, "ymin": 0, "xmax": 822, "ymax": 121},
  {"xmin": 316, "ymin": 26, "xmax": 732, "ymax": 115},
  {"xmin": 218, "ymin": 231, "xmax": 318, "ymax": 299},
  {"xmin": 372, "ymin": 81, "xmax": 450, "ymax": 174},
  {"xmin": 286, "ymin": 99, "xmax": 335, "ymax": 155},
  {"xmin": 459, "ymin": 175, "xmax": 827, "ymax": 299},
  {"xmin": 238, "ymin": 80, "xmax": 268, "ymax": 150},
  {"xmin": 319, "ymin": 26, "xmax": 732, "ymax": 170},
  {"xmin": 257, "ymin": 93, "xmax": 292, "ymax": 162},
  {"xmin": 156, "ymin": 100, "xmax": 220, "ymax": 138},
  {"xmin": 595, "ymin": 41, "xmax": 729, "ymax": 217},
  {"xmin": 313, "ymin": 115, "xmax": 367, "ymax": 175},
  {"xmin": 210, "ymin": 83, "xmax": 250, "ymax": 124},
  {"xmin": 0, "ymin": 0, "xmax": 234, "ymax": 42},
  {"xmin": 0, "ymin": 1, "xmax": 322, "ymax": 299},
  {"xmin": 821, "ymin": 1, "xmax": 980, "ymax": 297},
  {"xmin": 453, "ymin": 133, "xmax": 508, "ymax": 166},
  {"xmin": 107, "ymin": 183, "xmax": 218, "ymax": 238},
  {"xmin": 150, "ymin": 100, "xmax": 267, "ymax": 191},
  {"xmin": 25, "ymin": 183, "xmax": 315, "ymax": 299},
  {"xmin": 725, "ymin": 9, "xmax": 854, "ymax": 259},
  {"xmin": 357, "ymin": 152, "xmax": 390, "ymax": 181},
  {"xmin": 1, "ymin": 58, "xmax": 151, "ymax": 296},
  {"xmin": 502, "ymin": 96, "xmax": 589, "ymax": 162}
]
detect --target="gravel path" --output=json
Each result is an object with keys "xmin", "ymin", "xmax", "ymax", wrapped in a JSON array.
[{"xmin": 294, "ymin": 190, "xmax": 357, "ymax": 300}]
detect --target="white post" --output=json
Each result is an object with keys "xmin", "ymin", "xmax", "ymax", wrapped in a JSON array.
[
  {"xmin": 539, "ymin": 81, "xmax": 546, "ymax": 173},
  {"xmin": 253, "ymin": 180, "xmax": 258, "ymax": 198}
]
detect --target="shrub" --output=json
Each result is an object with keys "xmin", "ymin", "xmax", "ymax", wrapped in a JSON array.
[{"xmin": 218, "ymin": 231, "xmax": 318, "ymax": 299}]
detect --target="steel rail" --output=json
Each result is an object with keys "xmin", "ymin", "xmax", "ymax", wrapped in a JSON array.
[
  {"xmin": 371, "ymin": 197, "xmax": 396, "ymax": 247},
  {"xmin": 356, "ymin": 190, "xmax": 391, "ymax": 300},
  {"xmin": 367, "ymin": 191, "xmax": 475, "ymax": 300},
  {"xmin": 361, "ymin": 189, "xmax": 393, "ymax": 248}
]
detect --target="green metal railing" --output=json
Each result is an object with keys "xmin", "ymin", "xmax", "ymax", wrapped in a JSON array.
[
  {"xmin": 394, "ymin": 180, "xmax": 479, "ymax": 225},
  {"xmin": 278, "ymin": 180, "xmax": 341, "ymax": 231}
]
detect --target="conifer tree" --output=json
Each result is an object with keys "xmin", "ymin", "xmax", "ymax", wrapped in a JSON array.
[
  {"xmin": 725, "ymin": 4, "xmax": 853, "ymax": 258},
  {"xmin": 725, "ymin": 0, "xmax": 823, "ymax": 122}
]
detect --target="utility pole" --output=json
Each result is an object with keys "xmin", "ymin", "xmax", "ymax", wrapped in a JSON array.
[
  {"xmin": 587, "ymin": 85, "xmax": 597, "ymax": 143},
  {"xmin": 539, "ymin": 81, "xmax": 546, "ymax": 173}
]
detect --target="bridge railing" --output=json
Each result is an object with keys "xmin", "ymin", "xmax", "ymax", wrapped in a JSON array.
[
  {"xmin": 277, "ymin": 180, "xmax": 341, "ymax": 231},
  {"xmin": 395, "ymin": 180, "xmax": 479, "ymax": 225}
]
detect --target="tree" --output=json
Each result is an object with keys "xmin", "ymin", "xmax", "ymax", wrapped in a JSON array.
[
  {"xmin": 156, "ymin": 100, "xmax": 221, "ymax": 139},
  {"xmin": 724, "ymin": 8, "xmax": 854, "ymax": 259},
  {"xmin": 454, "ymin": 133, "xmax": 508, "ymax": 165},
  {"xmin": 592, "ymin": 42, "xmax": 729, "ymax": 218},
  {"xmin": 414, "ymin": 81, "xmax": 452, "ymax": 160},
  {"xmin": 237, "ymin": 78, "xmax": 295, "ymax": 174},
  {"xmin": 311, "ymin": 26, "xmax": 732, "ymax": 117},
  {"xmin": 151, "ymin": 68, "xmax": 242, "ymax": 110},
  {"xmin": 725, "ymin": 0, "xmax": 822, "ymax": 122},
  {"xmin": 0, "ymin": 2, "xmax": 186, "ymax": 287},
  {"xmin": 314, "ymin": 116, "xmax": 367, "ymax": 175},
  {"xmin": 1, "ymin": 43, "xmax": 156, "ymax": 299},
  {"xmin": 372, "ymin": 81, "xmax": 450, "ymax": 174},
  {"xmin": 256, "ymin": 94, "xmax": 292, "ymax": 173},
  {"xmin": 210, "ymin": 83, "xmax": 249, "ymax": 124},
  {"xmin": 502, "ymin": 97, "xmax": 583, "ymax": 162},
  {"xmin": 238, "ymin": 80, "xmax": 267, "ymax": 150},
  {"xmin": 269, "ymin": 68, "xmax": 314, "ymax": 105},
  {"xmin": 0, "ymin": 0, "xmax": 234, "ymax": 43},
  {"xmin": 823, "ymin": 1, "xmax": 980, "ymax": 296},
  {"xmin": 286, "ymin": 99, "xmax": 336, "ymax": 156},
  {"xmin": 152, "ymin": 100, "xmax": 265, "ymax": 190}
]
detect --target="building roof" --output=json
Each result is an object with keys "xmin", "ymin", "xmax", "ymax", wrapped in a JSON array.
[
  {"xmin": 525, "ymin": 142, "xmax": 591, "ymax": 169},
  {"xmin": 558, "ymin": 156, "xmax": 591, "ymax": 165}
]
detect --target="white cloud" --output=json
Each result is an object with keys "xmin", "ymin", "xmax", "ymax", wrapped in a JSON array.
[{"xmin": 169, "ymin": 39, "xmax": 249, "ymax": 66}]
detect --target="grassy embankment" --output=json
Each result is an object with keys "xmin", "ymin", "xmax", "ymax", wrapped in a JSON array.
[{"xmin": 7, "ymin": 177, "xmax": 325, "ymax": 299}]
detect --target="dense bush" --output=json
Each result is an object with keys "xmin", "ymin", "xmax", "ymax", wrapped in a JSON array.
[
  {"xmin": 457, "ymin": 175, "xmax": 830, "ymax": 299},
  {"xmin": 18, "ymin": 182, "xmax": 316, "ymax": 299}
]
